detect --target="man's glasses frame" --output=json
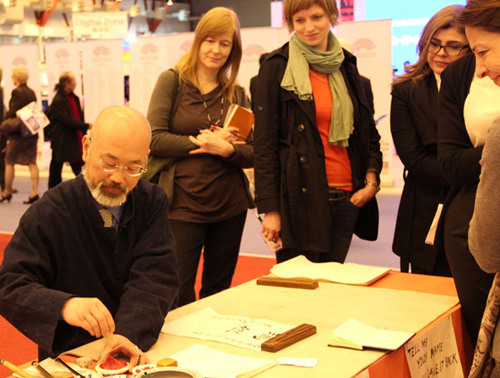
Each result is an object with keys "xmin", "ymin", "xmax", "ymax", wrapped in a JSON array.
[
  {"xmin": 89, "ymin": 139, "xmax": 147, "ymax": 177},
  {"xmin": 96, "ymin": 157, "xmax": 147, "ymax": 177}
]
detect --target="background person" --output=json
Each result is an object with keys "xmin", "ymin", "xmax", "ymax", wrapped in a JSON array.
[
  {"xmin": 390, "ymin": 5, "xmax": 469, "ymax": 275},
  {"xmin": 0, "ymin": 65, "xmax": 39, "ymax": 204},
  {"xmin": 253, "ymin": 0, "xmax": 382, "ymax": 263},
  {"xmin": 437, "ymin": 1, "xmax": 500, "ymax": 345},
  {"xmin": 147, "ymin": 7, "xmax": 253, "ymax": 307},
  {"xmin": 0, "ymin": 106, "xmax": 179, "ymax": 367},
  {"xmin": 47, "ymin": 72, "xmax": 90, "ymax": 188}
]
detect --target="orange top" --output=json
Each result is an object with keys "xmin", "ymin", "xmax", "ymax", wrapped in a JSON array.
[{"xmin": 309, "ymin": 68, "xmax": 353, "ymax": 191}]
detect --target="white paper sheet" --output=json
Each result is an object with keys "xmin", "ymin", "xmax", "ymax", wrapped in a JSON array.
[
  {"xmin": 270, "ymin": 255, "xmax": 391, "ymax": 285},
  {"xmin": 171, "ymin": 345, "xmax": 276, "ymax": 378},
  {"xmin": 162, "ymin": 307, "xmax": 293, "ymax": 350}
]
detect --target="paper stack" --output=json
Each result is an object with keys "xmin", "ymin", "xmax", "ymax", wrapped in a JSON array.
[{"xmin": 270, "ymin": 255, "xmax": 391, "ymax": 286}]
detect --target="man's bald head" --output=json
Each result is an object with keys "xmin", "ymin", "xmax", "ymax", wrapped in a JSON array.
[
  {"xmin": 91, "ymin": 106, "xmax": 151, "ymax": 151},
  {"xmin": 82, "ymin": 106, "xmax": 152, "ymax": 206}
]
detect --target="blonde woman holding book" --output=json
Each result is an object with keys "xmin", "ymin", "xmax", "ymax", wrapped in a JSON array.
[{"xmin": 147, "ymin": 7, "xmax": 253, "ymax": 307}]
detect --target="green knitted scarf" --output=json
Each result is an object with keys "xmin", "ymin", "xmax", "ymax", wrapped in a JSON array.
[{"xmin": 281, "ymin": 32, "xmax": 354, "ymax": 147}]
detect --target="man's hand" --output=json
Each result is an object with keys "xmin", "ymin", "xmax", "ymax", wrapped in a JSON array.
[
  {"xmin": 98, "ymin": 334, "xmax": 150, "ymax": 370},
  {"xmin": 61, "ymin": 297, "xmax": 115, "ymax": 338}
]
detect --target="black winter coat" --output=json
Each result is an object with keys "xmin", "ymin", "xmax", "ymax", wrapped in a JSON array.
[
  {"xmin": 48, "ymin": 90, "xmax": 89, "ymax": 162},
  {"xmin": 254, "ymin": 43, "xmax": 382, "ymax": 254},
  {"xmin": 391, "ymin": 74, "xmax": 448, "ymax": 273}
]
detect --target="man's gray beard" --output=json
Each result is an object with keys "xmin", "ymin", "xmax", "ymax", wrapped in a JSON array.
[{"xmin": 82, "ymin": 165, "xmax": 129, "ymax": 207}]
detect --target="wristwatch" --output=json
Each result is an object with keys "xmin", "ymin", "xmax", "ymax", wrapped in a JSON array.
[{"xmin": 364, "ymin": 179, "xmax": 380, "ymax": 192}]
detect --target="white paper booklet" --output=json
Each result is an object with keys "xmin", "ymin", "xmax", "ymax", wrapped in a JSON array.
[
  {"xmin": 162, "ymin": 307, "xmax": 293, "ymax": 350},
  {"xmin": 329, "ymin": 319, "xmax": 414, "ymax": 351},
  {"xmin": 270, "ymin": 255, "xmax": 391, "ymax": 286}
]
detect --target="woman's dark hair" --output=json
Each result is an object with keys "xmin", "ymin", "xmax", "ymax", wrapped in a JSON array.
[
  {"xmin": 54, "ymin": 72, "xmax": 73, "ymax": 92},
  {"xmin": 391, "ymin": 5, "xmax": 465, "ymax": 88},
  {"xmin": 458, "ymin": 0, "xmax": 500, "ymax": 33}
]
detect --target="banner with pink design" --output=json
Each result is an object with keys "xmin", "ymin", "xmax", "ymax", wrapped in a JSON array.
[
  {"xmin": 45, "ymin": 42, "xmax": 83, "ymax": 103},
  {"xmin": 81, "ymin": 40, "xmax": 124, "ymax": 122}
]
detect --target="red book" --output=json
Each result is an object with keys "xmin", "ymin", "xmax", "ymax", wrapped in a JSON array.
[{"xmin": 223, "ymin": 104, "xmax": 254, "ymax": 141}]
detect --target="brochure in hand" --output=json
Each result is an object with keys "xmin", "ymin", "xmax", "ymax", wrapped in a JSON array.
[{"xmin": 16, "ymin": 101, "xmax": 50, "ymax": 137}]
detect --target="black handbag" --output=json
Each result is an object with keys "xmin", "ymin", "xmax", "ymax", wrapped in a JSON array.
[{"xmin": 0, "ymin": 117, "xmax": 21, "ymax": 135}]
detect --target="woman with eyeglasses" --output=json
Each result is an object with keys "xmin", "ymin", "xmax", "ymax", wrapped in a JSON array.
[
  {"xmin": 437, "ymin": 1, "xmax": 500, "ymax": 346},
  {"xmin": 147, "ymin": 7, "xmax": 253, "ymax": 307},
  {"xmin": 390, "ymin": 5, "xmax": 469, "ymax": 276}
]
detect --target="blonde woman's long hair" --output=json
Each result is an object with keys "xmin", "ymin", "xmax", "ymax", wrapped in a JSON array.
[
  {"xmin": 176, "ymin": 7, "xmax": 242, "ymax": 102},
  {"xmin": 392, "ymin": 5, "xmax": 465, "ymax": 88}
]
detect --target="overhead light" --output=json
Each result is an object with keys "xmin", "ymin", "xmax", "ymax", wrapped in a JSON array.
[{"xmin": 166, "ymin": 0, "xmax": 173, "ymax": 5}]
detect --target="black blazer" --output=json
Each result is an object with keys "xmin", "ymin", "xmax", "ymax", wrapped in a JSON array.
[
  {"xmin": 48, "ymin": 90, "xmax": 89, "ymax": 162},
  {"xmin": 391, "ymin": 74, "xmax": 448, "ymax": 273},
  {"xmin": 438, "ymin": 53, "xmax": 480, "ymax": 187},
  {"xmin": 436, "ymin": 53, "xmax": 478, "ymax": 250}
]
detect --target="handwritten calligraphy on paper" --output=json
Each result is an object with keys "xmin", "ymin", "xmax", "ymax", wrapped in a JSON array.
[{"xmin": 162, "ymin": 308, "xmax": 293, "ymax": 350}]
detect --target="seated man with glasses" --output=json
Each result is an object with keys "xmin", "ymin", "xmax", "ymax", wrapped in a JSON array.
[{"xmin": 0, "ymin": 106, "xmax": 179, "ymax": 369}]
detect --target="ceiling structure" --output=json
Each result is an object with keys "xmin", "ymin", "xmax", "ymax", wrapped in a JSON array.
[{"xmin": 0, "ymin": 0, "xmax": 197, "ymax": 32}]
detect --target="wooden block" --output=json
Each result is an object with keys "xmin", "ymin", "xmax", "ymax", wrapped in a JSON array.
[
  {"xmin": 261, "ymin": 324, "xmax": 317, "ymax": 352},
  {"xmin": 256, "ymin": 275, "xmax": 318, "ymax": 290}
]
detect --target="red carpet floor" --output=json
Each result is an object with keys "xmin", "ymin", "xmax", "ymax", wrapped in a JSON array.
[{"xmin": 0, "ymin": 232, "xmax": 275, "ymax": 377}]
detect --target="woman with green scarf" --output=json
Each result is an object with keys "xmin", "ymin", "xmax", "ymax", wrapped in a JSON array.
[{"xmin": 254, "ymin": 0, "xmax": 382, "ymax": 263}]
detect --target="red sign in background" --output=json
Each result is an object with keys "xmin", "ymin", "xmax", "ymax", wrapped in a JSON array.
[{"xmin": 340, "ymin": 0, "xmax": 354, "ymax": 21}]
